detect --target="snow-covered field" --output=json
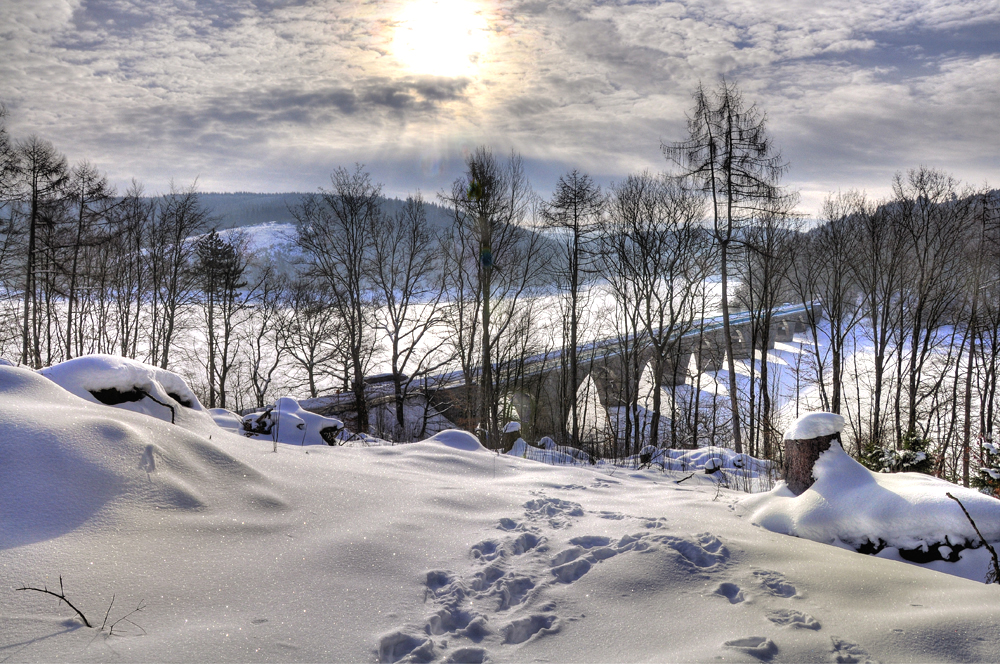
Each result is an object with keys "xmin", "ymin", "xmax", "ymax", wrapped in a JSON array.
[{"xmin": 4, "ymin": 360, "xmax": 1000, "ymax": 663}]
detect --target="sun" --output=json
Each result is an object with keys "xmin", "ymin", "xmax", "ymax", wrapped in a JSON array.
[{"xmin": 389, "ymin": 0, "xmax": 490, "ymax": 78}]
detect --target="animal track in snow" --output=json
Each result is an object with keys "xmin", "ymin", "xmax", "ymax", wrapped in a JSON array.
[
  {"xmin": 664, "ymin": 533, "xmax": 730, "ymax": 568},
  {"xmin": 714, "ymin": 582, "xmax": 745, "ymax": 604},
  {"xmin": 753, "ymin": 569, "xmax": 798, "ymax": 598},
  {"xmin": 551, "ymin": 546, "xmax": 584, "ymax": 566},
  {"xmin": 767, "ymin": 608, "xmax": 820, "ymax": 630},
  {"xmin": 723, "ymin": 636, "xmax": 778, "ymax": 660},
  {"xmin": 471, "ymin": 540, "xmax": 502, "ymax": 561},
  {"xmin": 381, "ymin": 503, "xmax": 740, "ymax": 662},
  {"xmin": 495, "ymin": 576, "xmax": 535, "ymax": 610}
]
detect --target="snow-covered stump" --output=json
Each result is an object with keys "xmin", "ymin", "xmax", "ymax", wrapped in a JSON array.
[
  {"xmin": 502, "ymin": 421, "xmax": 522, "ymax": 453},
  {"xmin": 783, "ymin": 412, "xmax": 846, "ymax": 496}
]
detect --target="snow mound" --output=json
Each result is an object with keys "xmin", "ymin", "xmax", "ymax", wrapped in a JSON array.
[
  {"xmin": 0, "ymin": 365, "xmax": 283, "ymax": 550},
  {"xmin": 422, "ymin": 429, "xmax": 486, "ymax": 452},
  {"xmin": 209, "ymin": 407, "xmax": 244, "ymax": 433},
  {"xmin": 39, "ymin": 354, "xmax": 216, "ymax": 433},
  {"xmin": 742, "ymin": 442, "xmax": 1000, "ymax": 553},
  {"xmin": 242, "ymin": 397, "xmax": 344, "ymax": 446},
  {"xmin": 783, "ymin": 411, "xmax": 845, "ymax": 440}
]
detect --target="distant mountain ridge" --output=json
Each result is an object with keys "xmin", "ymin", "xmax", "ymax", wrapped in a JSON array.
[{"xmin": 192, "ymin": 192, "xmax": 457, "ymax": 232}]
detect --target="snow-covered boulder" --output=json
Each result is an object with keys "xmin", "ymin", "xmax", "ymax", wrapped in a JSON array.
[
  {"xmin": 38, "ymin": 355, "xmax": 217, "ymax": 434},
  {"xmin": 422, "ymin": 429, "xmax": 486, "ymax": 452},
  {"xmin": 743, "ymin": 441, "xmax": 1000, "ymax": 564},
  {"xmin": 242, "ymin": 397, "xmax": 344, "ymax": 446}
]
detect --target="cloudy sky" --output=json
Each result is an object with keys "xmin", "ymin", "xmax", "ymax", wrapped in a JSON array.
[{"xmin": 2, "ymin": 0, "xmax": 998, "ymax": 215}]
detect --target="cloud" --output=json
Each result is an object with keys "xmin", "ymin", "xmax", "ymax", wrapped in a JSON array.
[{"xmin": 0, "ymin": 0, "xmax": 996, "ymax": 212}]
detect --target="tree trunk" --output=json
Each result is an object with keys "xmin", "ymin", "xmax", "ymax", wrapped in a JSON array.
[{"xmin": 784, "ymin": 432, "xmax": 840, "ymax": 495}]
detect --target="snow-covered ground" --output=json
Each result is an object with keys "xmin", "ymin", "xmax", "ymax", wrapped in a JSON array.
[{"xmin": 4, "ymin": 360, "xmax": 1000, "ymax": 663}]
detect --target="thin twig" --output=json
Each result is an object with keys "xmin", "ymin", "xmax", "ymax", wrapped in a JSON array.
[
  {"xmin": 946, "ymin": 492, "xmax": 1000, "ymax": 584},
  {"xmin": 16, "ymin": 575, "xmax": 92, "ymax": 627},
  {"xmin": 109, "ymin": 600, "xmax": 146, "ymax": 637},
  {"xmin": 101, "ymin": 593, "xmax": 115, "ymax": 631},
  {"xmin": 675, "ymin": 472, "xmax": 696, "ymax": 484}
]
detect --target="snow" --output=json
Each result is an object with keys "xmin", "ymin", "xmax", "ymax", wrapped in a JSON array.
[
  {"xmin": 5, "ymin": 359, "xmax": 1000, "ymax": 662},
  {"xmin": 209, "ymin": 407, "xmax": 244, "ymax": 433},
  {"xmin": 503, "ymin": 421, "xmax": 521, "ymax": 434},
  {"xmin": 742, "ymin": 441, "xmax": 1000, "ymax": 580},
  {"xmin": 783, "ymin": 411, "xmax": 845, "ymax": 440}
]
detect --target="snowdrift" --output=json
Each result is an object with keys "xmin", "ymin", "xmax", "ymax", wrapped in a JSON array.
[
  {"xmin": 5, "ymin": 360, "xmax": 1000, "ymax": 662},
  {"xmin": 0, "ymin": 365, "xmax": 283, "ymax": 550},
  {"xmin": 743, "ymin": 441, "xmax": 1000, "ymax": 573}
]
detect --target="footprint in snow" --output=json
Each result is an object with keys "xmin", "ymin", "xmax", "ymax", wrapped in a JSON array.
[
  {"xmin": 767, "ymin": 608, "xmax": 820, "ymax": 630},
  {"xmin": 501, "ymin": 614, "xmax": 559, "ymax": 644},
  {"xmin": 377, "ymin": 630, "xmax": 434, "ymax": 664},
  {"xmin": 714, "ymin": 582, "xmax": 745, "ymax": 604},
  {"xmin": 523, "ymin": 497, "xmax": 585, "ymax": 528},
  {"xmin": 830, "ymin": 636, "xmax": 878, "ymax": 664},
  {"xmin": 446, "ymin": 646, "xmax": 489, "ymax": 663},
  {"xmin": 723, "ymin": 636, "xmax": 778, "ymax": 661},
  {"xmin": 551, "ymin": 557, "xmax": 592, "ymax": 584},
  {"xmin": 753, "ymin": 569, "xmax": 798, "ymax": 598}
]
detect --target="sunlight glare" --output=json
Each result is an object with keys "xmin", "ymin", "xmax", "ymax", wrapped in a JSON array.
[{"xmin": 390, "ymin": 0, "xmax": 490, "ymax": 77}]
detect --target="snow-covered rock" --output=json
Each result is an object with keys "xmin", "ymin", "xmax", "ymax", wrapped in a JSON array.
[
  {"xmin": 242, "ymin": 396, "xmax": 344, "ymax": 446},
  {"xmin": 38, "ymin": 354, "xmax": 217, "ymax": 433},
  {"xmin": 421, "ymin": 429, "xmax": 486, "ymax": 452}
]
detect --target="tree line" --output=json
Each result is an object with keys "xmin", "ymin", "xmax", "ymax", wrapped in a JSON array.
[{"xmin": 0, "ymin": 83, "xmax": 997, "ymax": 487}]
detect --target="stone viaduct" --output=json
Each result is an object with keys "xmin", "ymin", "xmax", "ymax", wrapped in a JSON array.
[{"xmin": 423, "ymin": 303, "xmax": 815, "ymax": 443}]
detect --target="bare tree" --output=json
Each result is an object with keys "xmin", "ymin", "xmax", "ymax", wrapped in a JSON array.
[
  {"xmin": 664, "ymin": 80, "xmax": 790, "ymax": 453},
  {"xmin": 293, "ymin": 165, "xmax": 381, "ymax": 432},
  {"xmin": 107, "ymin": 181, "xmax": 154, "ymax": 359},
  {"xmin": 148, "ymin": 183, "xmax": 211, "ymax": 370},
  {"xmin": 15, "ymin": 135, "xmax": 68, "ymax": 367},
  {"xmin": 541, "ymin": 170, "xmax": 603, "ymax": 447},
  {"xmin": 279, "ymin": 277, "xmax": 344, "ymax": 400},
  {"xmin": 196, "ymin": 229, "xmax": 255, "ymax": 409},
  {"xmin": 892, "ymin": 168, "xmax": 975, "ymax": 443},
  {"xmin": 370, "ymin": 194, "xmax": 451, "ymax": 436},
  {"xmin": 734, "ymin": 205, "xmax": 798, "ymax": 458},
  {"xmin": 444, "ymin": 147, "xmax": 542, "ymax": 449},
  {"xmin": 241, "ymin": 263, "xmax": 287, "ymax": 409},
  {"xmin": 63, "ymin": 161, "xmax": 115, "ymax": 359}
]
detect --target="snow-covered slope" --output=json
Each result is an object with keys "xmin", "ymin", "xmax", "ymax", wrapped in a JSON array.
[{"xmin": 3, "ymin": 363, "xmax": 1000, "ymax": 662}]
